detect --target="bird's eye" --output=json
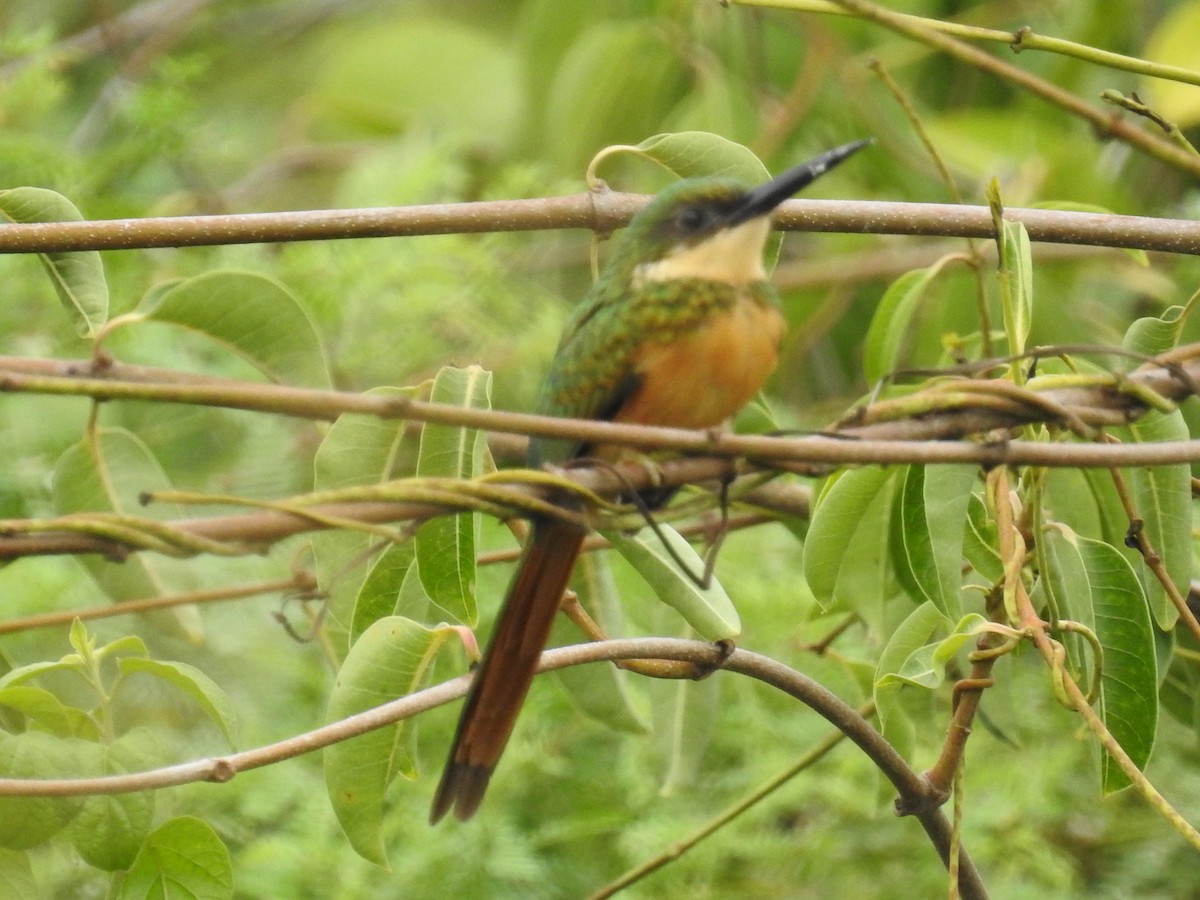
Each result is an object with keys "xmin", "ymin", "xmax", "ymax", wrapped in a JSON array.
[{"xmin": 675, "ymin": 206, "xmax": 711, "ymax": 234}]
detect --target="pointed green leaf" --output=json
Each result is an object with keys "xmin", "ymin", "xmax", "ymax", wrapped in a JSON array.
[
  {"xmin": 874, "ymin": 601, "xmax": 949, "ymax": 760},
  {"xmin": 605, "ymin": 525, "xmax": 740, "ymax": 640},
  {"xmin": 311, "ymin": 387, "xmax": 414, "ymax": 630},
  {"xmin": 894, "ymin": 464, "xmax": 974, "ymax": 618},
  {"xmin": 0, "ymin": 187, "xmax": 108, "ymax": 336},
  {"xmin": 863, "ymin": 260, "xmax": 954, "ymax": 384},
  {"xmin": 117, "ymin": 816, "xmax": 232, "ymax": 900},
  {"xmin": 962, "ymin": 492, "xmax": 1003, "ymax": 583},
  {"xmin": 0, "ymin": 658, "xmax": 85, "ymax": 689},
  {"xmin": 325, "ymin": 617, "xmax": 453, "ymax": 866},
  {"xmin": 988, "ymin": 181, "xmax": 1033, "ymax": 361},
  {"xmin": 877, "ymin": 613, "xmax": 987, "ymax": 690},
  {"xmin": 1122, "ymin": 305, "xmax": 1185, "ymax": 357},
  {"xmin": 415, "ymin": 366, "xmax": 491, "ymax": 625},
  {"xmin": 0, "ymin": 686, "xmax": 93, "ymax": 737},
  {"xmin": 1033, "ymin": 523, "xmax": 1095, "ymax": 686},
  {"xmin": 351, "ymin": 541, "xmax": 418, "ymax": 643},
  {"xmin": 621, "ymin": 131, "xmax": 770, "ymax": 183},
  {"xmin": 803, "ymin": 466, "xmax": 897, "ymax": 616},
  {"xmin": 1075, "ymin": 536, "xmax": 1157, "ymax": 793},
  {"xmin": 117, "ymin": 658, "xmax": 239, "ymax": 749},
  {"xmin": 140, "ymin": 270, "xmax": 330, "ymax": 388}
]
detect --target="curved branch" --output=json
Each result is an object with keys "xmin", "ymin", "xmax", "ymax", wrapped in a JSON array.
[{"xmin": 0, "ymin": 638, "xmax": 986, "ymax": 898}]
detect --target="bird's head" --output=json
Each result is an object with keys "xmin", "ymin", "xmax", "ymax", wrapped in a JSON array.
[{"xmin": 611, "ymin": 138, "xmax": 872, "ymax": 287}]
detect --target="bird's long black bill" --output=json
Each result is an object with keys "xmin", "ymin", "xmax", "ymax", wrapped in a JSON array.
[{"xmin": 729, "ymin": 137, "xmax": 873, "ymax": 225}]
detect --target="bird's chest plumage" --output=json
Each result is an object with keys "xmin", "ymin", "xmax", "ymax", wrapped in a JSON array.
[
  {"xmin": 531, "ymin": 279, "xmax": 784, "ymax": 465},
  {"xmin": 615, "ymin": 282, "xmax": 785, "ymax": 430}
]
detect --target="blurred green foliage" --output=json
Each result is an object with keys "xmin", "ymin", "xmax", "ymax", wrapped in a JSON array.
[{"xmin": 0, "ymin": 1, "xmax": 1199, "ymax": 897}]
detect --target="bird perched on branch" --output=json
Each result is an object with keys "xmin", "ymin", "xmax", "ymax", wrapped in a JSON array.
[{"xmin": 431, "ymin": 138, "xmax": 872, "ymax": 823}]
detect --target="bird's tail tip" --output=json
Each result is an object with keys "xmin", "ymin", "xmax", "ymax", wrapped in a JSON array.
[{"xmin": 429, "ymin": 762, "xmax": 494, "ymax": 824}]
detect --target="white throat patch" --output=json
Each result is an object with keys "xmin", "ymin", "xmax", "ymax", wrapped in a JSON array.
[{"xmin": 634, "ymin": 217, "xmax": 771, "ymax": 286}]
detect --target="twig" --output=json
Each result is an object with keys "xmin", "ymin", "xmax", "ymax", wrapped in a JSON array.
[{"xmin": 0, "ymin": 575, "xmax": 311, "ymax": 634}]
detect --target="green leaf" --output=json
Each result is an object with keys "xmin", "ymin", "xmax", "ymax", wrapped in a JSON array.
[
  {"xmin": 863, "ymin": 260, "xmax": 954, "ymax": 384},
  {"xmin": 605, "ymin": 525, "xmax": 740, "ymax": 640},
  {"xmin": 877, "ymin": 612, "xmax": 987, "ymax": 690},
  {"xmin": 1033, "ymin": 523, "xmax": 1095, "ymax": 686},
  {"xmin": 1075, "ymin": 536, "xmax": 1158, "ymax": 793},
  {"xmin": 0, "ymin": 732, "xmax": 89, "ymax": 850},
  {"xmin": 313, "ymin": 387, "xmax": 415, "ymax": 492},
  {"xmin": 0, "ymin": 686, "xmax": 94, "ymax": 737},
  {"xmin": 874, "ymin": 602, "xmax": 949, "ymax": 760},
  {"xmin": 415, "ymin": 365, "xmax": 492, "ymax": 626},
  {"xmin": 65, "ymin": 733, "xmax": 157, "ymax": 871},
  {"xmin": 0, "ymin": 658, "xmax": 85, "ymax": 690},
  {"xmin": 1122, "ymin": 304, "xmax": 1186, "ymax": 357},
  {"xmin": 117, "ymin": 816, "xmax": 233, "ymax": 900},
  {"xmin": 613, "ymin": 131, "xmax": 770, "ymax": 184},
  {"xmin": 325, "ymin": 617, "xmax": 453, "ymax": 866},
  {"xmin": 893, "ymin": 464, "xmax": 975, "ymax": 618},
  {"xmin": 51, "ymin": 428, "xmax": 202, "ymax": 641},
  {"xmin": 803, "ymin": 466, "xmax": 897, "ymax": 615},
  {"xmin": 311, "ymin": 387, "xmax": 414, "ymax": 630},
  {"xmin": 351, "ymin": 541, "xmax": 420, "ymax": 643},
  {"xmin": 1121, "ymin": 409, "xmax": 1191, "ymax": 630},
  {"xmin": 0, "ymin": 187, "xmax": 108, "ymax": 336},
  {"xmin": 987, "ymin": 181, "xmax": 1033, "ymax": 361},
  {"xmin": 117, "ymin": 658, "xmax": 239, "ymax": 749},
  {"xmin": 140, "ymin": 270, "xmax": 330, "ymax": 388},
  {"xmin": 962, "ymin": 492, "xmax": 1003, "ymax": 583}
]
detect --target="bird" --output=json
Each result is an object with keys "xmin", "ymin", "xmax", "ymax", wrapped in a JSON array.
[{"xmin": 430, "ymin": 138, "xmax": 872, "ymax": 823}]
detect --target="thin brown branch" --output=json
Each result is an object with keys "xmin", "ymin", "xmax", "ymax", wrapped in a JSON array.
[
  {"xmin": 0, "ymin": 194, "xmax": 1196, "ymax": 255},
  {"xmin": 7, "ymin": 346, "xmax": 1200, "ymax": 462},
  {"xmin": 0, "ymin": 575, "xmax": 310, "ymax": 635}
]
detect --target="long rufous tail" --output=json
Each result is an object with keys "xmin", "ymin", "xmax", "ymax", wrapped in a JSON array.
[{"xmin": 430, "ymin": 518, "xmax": 585, "ymax": 823}]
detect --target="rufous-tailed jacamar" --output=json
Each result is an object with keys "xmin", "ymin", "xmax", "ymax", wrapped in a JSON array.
[{"xmin": 431, "ymin": 138, "xmax": 871, "ymax": 823}]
